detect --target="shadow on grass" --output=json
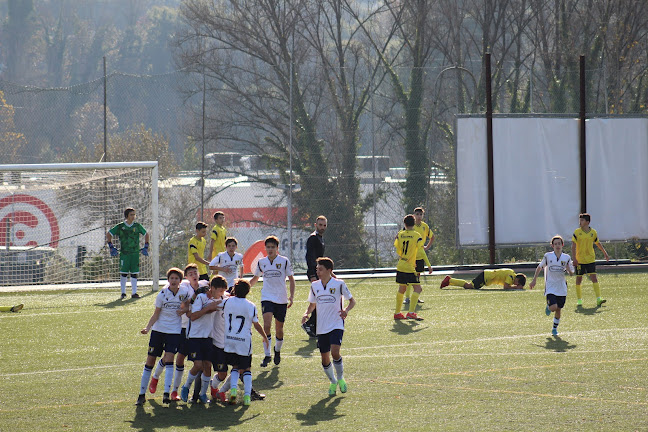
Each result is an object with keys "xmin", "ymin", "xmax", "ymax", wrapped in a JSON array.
[
  {"xmin": 294, "ymin": 337, "xmax": 318, "ymax": 358},
  {"xmin": 294, "ymin": 395, "xmax": 345, "ymax": 426},
  {"xmin": 535, "ymin": 335, "xmax": 577, "ymax": 352},
  {"xmin": 129, "ymin": 398, "xmax": 257, "ymax": 431},
  {"xmin": 255, "ymin": 365, "xmax": 284, "ymax": 392},
  {"xmin": 95, "ymin": 291, "xmax": 155, "ymax": 309},
  {"xmin": 573, "ymin": 304, "xmax": 606, "ymax": 315},
  {"xmin": 390, "ymin": 319, "xmax": 427, "ymax": 335}
]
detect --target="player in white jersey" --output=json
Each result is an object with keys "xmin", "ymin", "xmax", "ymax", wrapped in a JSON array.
[
  {"xmin": 223, "ymin": 279, "xmax": 269, "ymax": 405},
  {"xmin": 179, "ymin": 275, "xmax": 222, "ymax": 403},
  {"xmin": 250, "ymin": 236, "xmax": 295, "ymax": 367},
  {"xmin": 530, "ymin": 235, "xmax": 574, "ymax": 336},
  {"xmin": 136, "ymin": 268, "xmax": 192, "ymax": 406},
  {"xmin": 302, "ymin": 257, "xmax": 356, "ymax": 396},
  {"xmin": 209, "ymin": 238, "xmax": 243, "ymax": 290},
  {"xmin": 150, "ymin": 263, "xmax": 209, "ymax": 401},
  {"xmin": 206, "ymin": 276, "xmax": 231, "ymax": 403}
]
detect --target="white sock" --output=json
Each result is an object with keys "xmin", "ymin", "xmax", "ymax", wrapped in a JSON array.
[
  {"xmin": 275, "ymin": 337, "xmax": 284, "ymax": 352},
  {"xmin": 230, "ymin": 370, "xmax": 240, "ymax": 390},
  {"xmin": 183, "ymin": 371, "xmax": 198, "ymax": 389},
  {"xmin": 139, "ymin": 365, "xmax": 152, "ymax": 394},
  {"xmin": 120, "ymin": 275, "xmax": 127, "ymax": 295},
  {"xmin": 210, "ymin": 374, "xmax": 222, "ymax": 390},
  {"xmin": 173, "ymin": 365, "xmax": 184, "ymax": 392},
  {"xmin": 220, "ymin": 374, "xmax": 231, "ymax": 392},
  {"xmin": 242, "ymin": 371, "xmax": 252, "ymax": 397},
  {"xmin": 153, "ymin": 358, "xmax": 165, "ymax": 379},
  {"xmin": 164, "ymin": 363, "xmax": 173, "ymax": 393},
  {"xmin": 264, "ymin": 335, "xmax": 272, "ymax": 357},
  {"xmin": 323, "ymin": 362, "xmax": 337, "ymax": 384},
  {"xmin": 131, "ymin": 276, "xmax": 138, "ymax": 295},
  {"xmin": 333, "ymin": 357, "xmax": 344, "ymax": 381},
  {"xmin": 200, "ymin": 374, "xmax": 211, "ymax": 396}
]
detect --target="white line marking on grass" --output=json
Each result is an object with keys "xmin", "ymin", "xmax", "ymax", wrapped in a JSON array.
[{"xmin": 0, "ymin": 363, "xmax": 141, "ymax": 378}]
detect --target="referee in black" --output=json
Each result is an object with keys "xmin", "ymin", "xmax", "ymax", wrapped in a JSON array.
[{"xmin": 303, "ymin": 215, "xmax": 327, "ymax": 337}]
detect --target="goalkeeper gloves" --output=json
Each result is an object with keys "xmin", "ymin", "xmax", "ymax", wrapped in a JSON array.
[
  {"xmin": 141, "ymin": 243, "xmax": 149, "ymax": 256},
  {"xmin": 108, "ymin": 242, "xmax": 118, "ymax": 257}
]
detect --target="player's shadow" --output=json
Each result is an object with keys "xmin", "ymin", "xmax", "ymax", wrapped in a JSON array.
[
  {"xmin": 95, "ymin": 291, "xmax": 154, "ymax": 309},
  {"xmin": 295, "ymin": 395, "xmax": 345, "ymax": 426},
  {"xmin": 391, "ymin": 319, "xmax": 426, "ymax": 335},
  {"xmin": 535, "ymin": 336, "xmax": 577, "ymax": 353},
  {"xmin": 294, "ymin": 337, "xmax": 318, "ymax": 358},
  {"xmin": 129, "ymin": 398, "xmax": 257, "ymax": 431},
  {"xmin": 574, "ymin": 305, "xmax": 605, "ymax": 316},
  {"xmin": 255, "ymin": 366, "xmax": 284, "ymax": 391}
]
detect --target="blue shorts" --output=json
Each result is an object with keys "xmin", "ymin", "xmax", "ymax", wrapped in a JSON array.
[
  {"xmin": 178, "ymin": 328, "xmax": 190, "ymax": 356},
  {"xmin": 317, "ymin": 329, "xmax": 344, "ymax": 354},
  {"xmin": 261, "ymin": 301, "xmax": 287, "ymax": 322},
  {"xmin": 225, "ymin": 352, "xmax": 252, "ymax": 370},
  {"xmin": 187, "ymin": 337, "xmax": 213, "ymax": 361},
  {"xmin": 211, "ymin": 346, "xmax": 228, "ymax": 373},
  {"xmin": 147, "ymin": 330, "xmax": 181, "ymax": 357},
  {"xmin": 546, "ymin": 294, "xmax": 566, "ymax": 309}
]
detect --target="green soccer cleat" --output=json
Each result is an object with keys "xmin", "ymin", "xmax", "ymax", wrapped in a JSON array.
[
  {"xmin": 229, "ymin": 388, "xmax": 237, "ymax": 405},
  {"xmin": 597, "ymin": 298, "xmax": 607, "ymax": 307},
  {"xmin": 243, "ymin": 395, "xmax": 251, "ymax": 406},
  {"xmin": 545, "ymin": 305, "xmax": 551, "ymax": 316},
  {"xmin": 338, "ymin": 378, "xmax": 347, "ymax": 393},
  {"xmin": 576, "ymin": 298, "xmax": 583, "ymax": 306},
  {"xmin": 328, "ymin": 382, "xmax": 337, "ymax": 396}
]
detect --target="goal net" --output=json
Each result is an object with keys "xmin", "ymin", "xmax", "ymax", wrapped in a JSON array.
[{"xmin": 0, "ymin": 162, "xmax": 159, "ymax": 289}]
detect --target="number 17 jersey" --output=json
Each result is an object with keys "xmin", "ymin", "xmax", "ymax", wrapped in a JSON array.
[{"xmin": 223, "ymin": 296, "xmax": 259, "ymax": 356}]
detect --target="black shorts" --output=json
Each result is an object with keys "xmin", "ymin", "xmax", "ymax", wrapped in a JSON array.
[
  {"xmin": 576, "ymin": 262, "xmax": 596, "ymax": 276},
  {"xmin": 147, "ymin": 330, "xmax": 181, "ymax": 357},
  {"xmin": 471, "ymin": 272, "xmax": 486, "ymax": 289},
  {"xmin": 199, "ymin": 274, "xmax": 210, "ymax": 281},
  {"xmin": 225, "ymin": 352, "xmax": 252, "ymax": 369},
  {"xmin": 415, "ymin": 259, "xmax": 425, "ymax": 273},
  {"xmin": 211, "ymin": 346, "xmax": 228, "ymax": 373},
  {"xmin": 187, "ymin": 337, "xmax": 213, "ymax": 361},
  {"xmin": 261, "ymin": 301, "xmax": 288, "ymax": 322},
  {"xmin": 546, "ymin": 294, "xmax": 566, "ymax": 309},
  {"xmin": 178, "ymin": 328, "xmax": 190, "ymax": 356},
  {"xmin": 396, "ymin": 271, "xmax": 419, "ymax": 285},
  {"xmin": 317, "ymin": 329, "xmax": 344, "ymax": 353}
]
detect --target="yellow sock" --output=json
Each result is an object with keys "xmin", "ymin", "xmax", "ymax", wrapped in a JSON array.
[
  {"xmin": 575, "ymin": 284, "xmax": 582, "ymax": 299},
  {"xmin": 449, "ymin": 278, "xmax": 467, "ymax": 287},
  {"xmin": 0, "ymin": 306, "xmax": 11, "ymax": 312},
  {"xmin": 404, "ymin": 284, "xmax": 412, "ymax": 299},
  {"xmin": 395, "ymin": 291, "xmax": 405, "ymax": 314},
  {"xmin": 593, "ymin": 282, "xmax": 601, "ymax": 298},
  {"xmin": 409, "ymin": 292, "xmax": 420, "ymax": 313}
]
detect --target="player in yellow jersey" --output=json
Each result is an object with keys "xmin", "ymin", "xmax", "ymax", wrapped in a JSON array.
[
  {"xmin": 188, "ymin": 222, "xmax": 210, "ymax": 280},
  {"xmin": 208, "ymin": 211, "xmax": 227, "ymax": 261},
  {"xmin": 393, "ymin": 215, "xmax": 424, "ymax": 320},
  {"xmin": 404, "ymin": 207, "xmax": 434, "ymax": 305},
  {"xmin": 571, "ymin": 213, "xmax": 609, "ymax": 307},
  {"xmin": 440, "ymin": 268, "xmax": 526, "ymax": 290}
]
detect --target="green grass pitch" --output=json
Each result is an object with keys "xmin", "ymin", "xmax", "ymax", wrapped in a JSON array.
[{"xmin": 1, "ymin": 271, "xmax": 647, "ymax": 431}]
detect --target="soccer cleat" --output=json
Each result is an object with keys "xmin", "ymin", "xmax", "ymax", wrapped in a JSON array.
[
  {"xmin": 417, "ymin": 298, "xmax": 424, "ymax": 304},
  {"xmin": 180, "ymin": 386, "xmax": 189, "ymax": 402},
  {"xmin": 338, "ymin": 378, "xmax": 347, "ymax": 393},
  {"xmin": 273, "ymin": 348, "xmax": 281, "ymax": 365},
  {"xmin": 243, "ymin": 395, "xmax": 251, "ymax": 406},
  {"xmin": 229, "ymin": 388, "xmax": 238, "ymax": 404},
  {"xmin": 576, "ymin": 298, "xmax": 583, "ymax": 306},
  {"xmin": 402, "ymin": 297, "xmax": 410, "ymax": 305},
  {"xmin": 552, "ymin": 328, "xmax": 558, "ymax": 336},
  {"xmin": 10, "ymin": 304, "xmax": 23, "ymax": 313},
  {"xmin": 217, "ymin": 391, "xmax": 227, "ymax": 403},
  {"xmin": 545, "ymin": 305, "xmax": 551, "ymax": 316},
  {"xmin": 393, "ymin": 313, "xmax": 406, "ymax": 320},
  {"xmin": 250, "ymin": 388, "xmax": 265, "ymax": 400},
  {"xmin": 260, "ymin": 355, "xmax": 272, "ymax": 367},
  {"xmin": 210, "ymin": 386, "xmax": 219, "ymax": 399},
  {"xmin": 135, "ymin": 394, "xmax": 146, "ymax": 406},
  {"xmin": 120, "ymin": 293, "xmax": 127, "ymax": 300},
  {"xmin": 406, "ymin": 312, "xmax": 423, "ymax": 321},
  {"xmin": 597, "ymin": 298, "xmax": 607, "ymax": 307},
  {"xmin": 440, "ymin": 275, "xmax": 451, "ymax": 289},
  {"xmin": 162, "ymin": 392, "xmax": 171, "ymax": 404},
  {"xmin": 170, "ymin": 391, "xmax": 181, "ymax": 401},
  {"xmin": 328, "ymin": 382, "xmax": 337, "ymax": 396},
  {"xmin": 197, "ymin": 394, "xmax": 208, "ymax": 404},
  {"xmin": 148, "ymin": 377, "xmax": 158, "ymax": 394},
  {"xmin": 131, "ymin": 293, "xmax": 140, "ymax": 299}
]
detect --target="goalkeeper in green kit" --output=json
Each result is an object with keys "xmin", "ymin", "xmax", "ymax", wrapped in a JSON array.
[{"xmin": 107, "ymin": 207, "xmax": 150, "ymax": 299}]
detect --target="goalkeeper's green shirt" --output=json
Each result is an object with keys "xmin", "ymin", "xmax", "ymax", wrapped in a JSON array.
[{"xmin": 109, "ymin": 222, "xmax": 146, "ymax": 254}]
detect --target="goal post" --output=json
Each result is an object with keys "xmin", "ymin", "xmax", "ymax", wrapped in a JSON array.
[{"xmin": 0, "ymin": 161, "xmax": 159, "ymax": 290}]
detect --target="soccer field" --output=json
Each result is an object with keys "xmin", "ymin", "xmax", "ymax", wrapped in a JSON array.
[{"xmin": 1, "ymin": 271, "xmax": 647, "ymax": 431}]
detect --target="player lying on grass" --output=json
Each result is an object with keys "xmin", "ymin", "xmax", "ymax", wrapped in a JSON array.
[
  {"xmin": 136, "ymin": 267, "xmax": 192, "ymax": 406},
  {"xmin": 0, "ymin": 304, "xmax": 23, "ymax": 312},
  {"xmin": 440, "ymin": 269, "xmax": 526, "ymax": 290}
]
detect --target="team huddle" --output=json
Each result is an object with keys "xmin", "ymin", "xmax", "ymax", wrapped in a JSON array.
[{"xmin": 106, "ymin": 206, "xmax": 608, "ymax": 406}]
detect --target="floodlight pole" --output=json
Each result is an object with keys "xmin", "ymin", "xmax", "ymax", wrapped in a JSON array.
[
  {"xmin": 485, "ymin": 53, "xmax": 496, "ymax": 265},
  {"xmin": 579, "ymin": 55, "xmax": 587, "ymax": 213}
]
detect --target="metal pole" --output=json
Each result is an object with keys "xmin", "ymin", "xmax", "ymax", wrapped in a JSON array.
[
  {"xmin": 103, "ymin": 56, "xmax": 107, "ymax": 162},
  {"xmin": 371, "ymin": 97, "xmax": 378, "ymax": 268},
  {"xmin": 201, "ymin": 67, "xmax": 206, "ymax": 220},
  {"xmin": 288, "ymin": 40, "xmax": 294, "ymax": 263},
  {"xmin": 579, "ymin": 55, "xmax": 587, "ymax": 213},
  {"xmin": 485, "ymin": 53, "xmax": 496, "ymax": 265},
  {"xmin": 151, "ymin": 164, "xmax": 159, "ymax": 291}
]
